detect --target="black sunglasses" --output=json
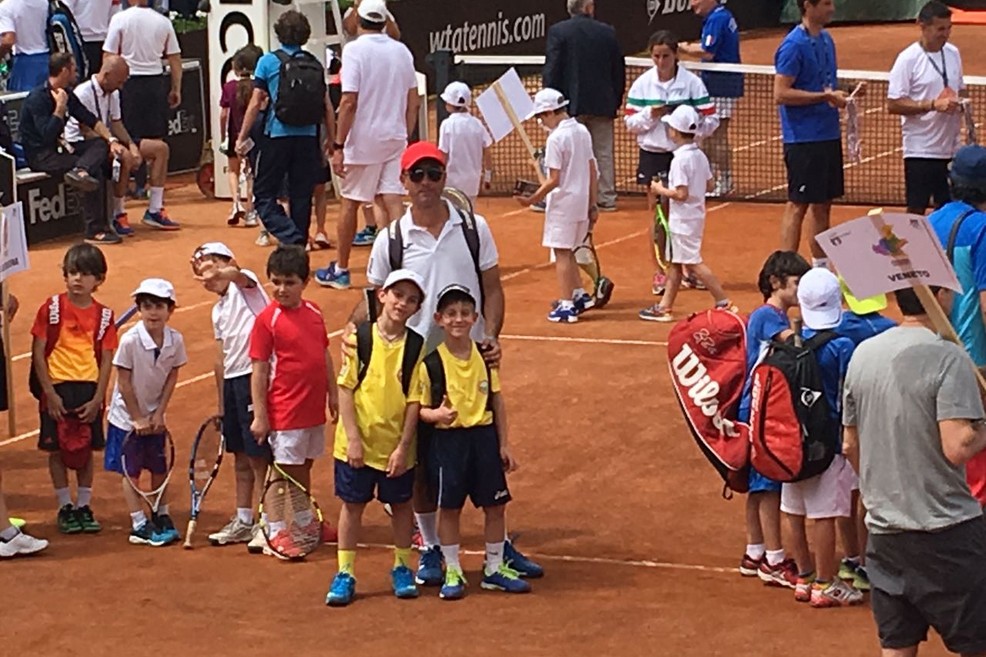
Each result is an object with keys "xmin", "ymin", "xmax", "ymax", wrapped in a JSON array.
[{"xmin": 408, "ymin": 165, "xmax": 445, "ymax": 183}]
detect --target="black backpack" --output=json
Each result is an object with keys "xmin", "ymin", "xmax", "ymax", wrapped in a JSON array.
[
  {"xmin": 748, "ymin": 331, "xmax": 840, "ymax": 483},
  {"xmin": 422, "ymin": 346, "xmax": 494, "ymax": 412},
  {"xmin": 353, "ymin": 322, "xmax": 424, "ymax": 397},
  {"xmin": 273, "ymin": 49, "xmax": 326, "ymax": 127}
]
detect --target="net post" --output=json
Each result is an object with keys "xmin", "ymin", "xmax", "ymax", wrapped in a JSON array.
[{"xmin": 427, "ymin": 49, "xmax": 454, "ymax": 128}]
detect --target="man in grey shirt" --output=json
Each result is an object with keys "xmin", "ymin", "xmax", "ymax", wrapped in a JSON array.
[{"xmin": 843, "ymin": 286, "xmax": 986, "ymax": 657}]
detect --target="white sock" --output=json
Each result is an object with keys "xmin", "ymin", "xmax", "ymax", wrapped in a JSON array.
[
  {"xmin": 415, "ymin": 512, "xmax": 439, "ymax": 549},
  {"xmin": 746, "ymin": 543, "xmax": 766, "ymax": 560},
  {"xmin": 573, "ymin": 288, "xmax": 587, "ymax": 300},
  {"xmin": 76, "ymin": 487, "xmax": 92, "ymax": 508},
  {"xmin": 766, "ymin": 548, "xmax": 786, "ymax": 566},
  {"xmin": 0, "ymin": 525, "xmax": 18, "ymax": 541},
  {"xmin": 812, "ymin": 257, "xmax": 830, "ymax": 269},
  {"xmin": 130, "ymin": 511, "xmax": 147, "ymax": 530},
  {"xmin": 441, "ymin": 543, "xmax": 461, "ymax": 572},
  {"xmin": 55, "ymin": 487, "xmax": 72, "ymax": 508},
  {"xmin": 113, "ymin": 196, "xmax": 125, "ymax": 215},
  {"xmin": 237, "ymin": 507, "xmax": 254, "ymax": 524},
  {"xmin": 158, "ymin": 504, "xmax": 170, "ymax": 516},
  {"xmin": 485, "ymin": 541, "xmax": 505, "ymax": 576},
  {"xmin": 149, "ymin": 187, "xmax": 165, "ymax": 214}
]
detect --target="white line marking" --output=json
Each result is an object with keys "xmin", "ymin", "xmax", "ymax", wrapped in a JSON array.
[{"xmin": 503, "ymin": 334, "xmax": 667, "ymax": 347}]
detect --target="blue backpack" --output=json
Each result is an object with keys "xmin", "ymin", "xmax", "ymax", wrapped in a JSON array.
[{"xmin": 47, "ymin": 1, "xmax": 89, "ymax": 83}]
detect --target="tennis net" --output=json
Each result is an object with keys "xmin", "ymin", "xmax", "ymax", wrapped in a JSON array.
[{"xmin": 447, "ymin": 55, "xmax": 984, "ymax": 207}]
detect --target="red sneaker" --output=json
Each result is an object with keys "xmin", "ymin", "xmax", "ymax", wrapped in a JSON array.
[
  {"xmin": 321, "ymin": 520, "xmax": 337, "ymax": 543},
  {"xmin": 268, "ymin": 532, "xmax": 302, "ymax": 559},
  {"xmin": 739, "ymin": 553, "xmax": 763, "ymax": 577},
  {"xmin": 758, "ymin": 558, "xmax": 798, "ymax": 589}
]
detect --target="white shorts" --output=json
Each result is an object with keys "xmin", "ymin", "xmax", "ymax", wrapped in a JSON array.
[
  {"xmin": 780, "ymin": 455, "xmax": 858, "ymax": 519},
  {"xmin": 339, "ymin": 157, "xmax": 404, "ymax": 203},
  {"xmin": 543, "ymin": 219, "xmax": 589, "ymax": 250},
  {"xmin": 269, "ymin": 425, "xmax": 326, "ymax": 466},
  {"xmin": 712, "ymin": 97, "xmax": 738, "ymax": 120},
  {"xmin": 667, "ymin": 233, "xmax": 703, "ymax": 265}
]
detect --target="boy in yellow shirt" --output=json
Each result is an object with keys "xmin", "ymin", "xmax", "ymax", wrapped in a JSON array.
[
  {"xmin": 326, "ymin": 269, "xmax": 427, "ymax": 607},
  {"xmin": 420, "ymin": 284, "xmax": 529, "ymax": 600}
]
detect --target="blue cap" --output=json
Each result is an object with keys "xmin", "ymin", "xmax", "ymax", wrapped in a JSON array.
[{"xmin": 950, "ymin": 145, "xmax": 986, "ymax": 188}]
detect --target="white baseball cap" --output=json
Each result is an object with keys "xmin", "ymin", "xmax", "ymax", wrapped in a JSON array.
[
  {"xmin": 441, "ymin": 81, "xmax": 472, "ymax": 108},
  {"xmin": 797, "ymin": 267, "xmax": 843, "ymax": 330},
  {"xmin": 132, "ymin": 278, "xmax": 177, "ymax": 303},
  {"xmin": 383, "ymin": 268, "xmax": 426, "ymax": 300},
  {"xmin": 661, "ymin": 105, "xmax": 701, "ymax": 135},
  {"xmin": 194, "ymin": 242, "xmax": 235, "ymax": 259},
  {"xmin": 526, "ymin": 88, "xmax": 569, "ymax": 120},
  {"xmin": 356, "ymin": 0, "xmax": 391, "ymax": 23}
]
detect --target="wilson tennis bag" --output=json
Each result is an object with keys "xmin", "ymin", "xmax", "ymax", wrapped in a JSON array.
[
  {"xmin": 667, "ymin": 308, "xmax": 751, "ymax": 495},
  {"xmin": 47, "ymin": 0, "xmax": 89, "ymax": 83},
  {"xmin": 748, "ymin": 332, "xmax": 839, "ymax": 483}
]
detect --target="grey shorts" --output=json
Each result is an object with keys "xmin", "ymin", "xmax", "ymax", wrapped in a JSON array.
[{"xmin": 867, "ymin": 517, "xmax": 986, "ymax": 653}]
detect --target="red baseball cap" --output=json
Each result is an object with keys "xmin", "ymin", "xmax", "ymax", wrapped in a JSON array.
[{"xmin": 400, "ymin": 141, "xmax": 446, "ymax": 172}]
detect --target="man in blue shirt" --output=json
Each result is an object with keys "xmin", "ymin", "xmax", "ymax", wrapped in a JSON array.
[
  {"xmin": 681, "ymin": 0, "xmax": 742, "ymax": 196},
  {"xmin": 774, "ymin": 0, "xmax": 848, "ymax": 269},
  {"xmin": 236, "ymin": 10, "xmax": 335, "ymax": 247}
]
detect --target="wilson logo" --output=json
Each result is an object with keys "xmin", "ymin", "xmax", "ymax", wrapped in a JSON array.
[{"xmin": 671, "ymin": 343, "xmax": 739, "ymax": 437}]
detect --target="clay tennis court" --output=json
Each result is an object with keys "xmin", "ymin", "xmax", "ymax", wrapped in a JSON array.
[{"xmin": 2, "ymin": 23, "xmax": 981, "ymax": 656}]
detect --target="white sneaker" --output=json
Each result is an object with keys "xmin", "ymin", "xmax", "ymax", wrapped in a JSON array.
[
  {"xmin": 247, "ymin": 523, "xmax": 266, "ymax": 554},
  {"xmin": 0, "ymin": 530, "xmax": 49, "ymax": 558},
  {"xmin": 243, "ymin": 211, "xmax": 259, "ymax": 228},
  {"xmin": 255, "ymin": 231, "xmax": 271, "ymax": 247},
  {"xmin": 208, "ymin": 517, "xmax": 254, "ymax": 546}
]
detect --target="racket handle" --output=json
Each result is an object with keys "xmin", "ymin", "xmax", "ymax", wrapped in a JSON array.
[{"xmin": 183, "ymin": 519, "xmax": 196, "ymax": 549}]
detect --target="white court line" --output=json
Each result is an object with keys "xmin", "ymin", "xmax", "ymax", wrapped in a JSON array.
[{"xmin": 503, "ymin": 334, "xmax": 667, "ymax": 347}]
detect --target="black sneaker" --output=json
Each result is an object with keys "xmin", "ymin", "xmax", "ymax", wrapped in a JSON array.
[
  {"xmin": 84, "ymin": 231, "xmax": 123, "ymax": 245},
  {"xmin": 57, "ymin": 504, "xmax": 83, "ymax": 534},
  {"xmin": 74, "ymin": 505, "xmax": 102, "ymax": 533}
]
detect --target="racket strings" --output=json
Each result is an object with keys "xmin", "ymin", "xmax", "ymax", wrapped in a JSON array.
[
  {"xmin": 262, "ymin": 479, "xmax": 320, "ymax": 557},
  {"xmin": 191, "ymin": 427, "xmax": 222, "ymax": 486}
]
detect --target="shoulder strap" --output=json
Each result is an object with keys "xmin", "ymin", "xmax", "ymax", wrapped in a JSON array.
[
  {"xmin": 804, "ymin": 329, "xmax": 837, "ymax": 352},
  {"xmin": 456, "ymin": 205, "xmax": 486, "ymax": 315},
  {"xmin": 354, "ymin": 321, "xmax": 373, "ymax": 390},
  {"xmin": 423, "ymin": 350, "xmax": 446, "ymax": 410},
  {"xmin": 482, "ymin": 350, "xmax": 494, "ymax": 412},
  {"xmin": 274, "ymin": 50, "xmax": 290, "ymax": 65},
  {"xmin": 388, "ymin": 216, "xmax": 404, "ymax": 272},
  {"xmin": 947, "ymin": 207, "xmax": 980, "ymax": 264},
  {"xmin": 401, "ymin": 329, "xmax": 425, "ymax": 397}
]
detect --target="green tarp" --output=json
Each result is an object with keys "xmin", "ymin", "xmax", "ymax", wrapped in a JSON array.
[{"xmin": 781, "ymin": 0, "xmax": 923, "ymax": 23}]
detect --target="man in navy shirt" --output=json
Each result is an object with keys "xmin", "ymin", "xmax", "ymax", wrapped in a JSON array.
[
  {"xmin": 774, "ymin": 0, "xmax": 849, "ymax": 269},
  {"xmin": 681, "ymin": 0, "xmax": 742, "ymax": 197}
]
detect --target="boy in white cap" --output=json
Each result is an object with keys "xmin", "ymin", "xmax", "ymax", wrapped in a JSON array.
[
  {"xmin": 784, "ymin": 267, "xmax": 863, "ymax": 608},
  {"xmin": 190, "ymin": 242, "xmax": 274, "ymax": 552},
  {"xmin": 105, "ymin": 278, "xmax": 188, "ymax": 547},
  {"xmin": 639, "ymin": 104, "xmax": 732, "ymax": 322},
  {"xmin": 438, "ymin": 81, "xmax": 493, "ymax": 206},
  {"xmin": 515, "ymin": 87, "xmax": 599, "ymax": 323}
]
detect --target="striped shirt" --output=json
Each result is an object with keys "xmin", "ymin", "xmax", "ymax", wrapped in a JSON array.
[{"xmin": 624, "ymin": 65, "xmax": 718, "ymax": 153}]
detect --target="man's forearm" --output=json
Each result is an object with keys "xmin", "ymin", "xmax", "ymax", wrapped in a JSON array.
[
  {"xmin": 168, "ymin": 54, "xmax": 182, "ymax": 95},
  {"xmin": 348, "ymin": 296, "xmax": 368, "ymax": 325},
  {"xmin": 335, "ymin": 96, "xmax": 357, "ymax": 145},
  {"xmin": 888, "ymin": 97, "xmax": 934, "ymax": 116},
  {"xmin": 482, "ymin": 273, "xmax": 505, "ymax": 338},
  {"xmin": 110, "ymin": 120, "xmax": 134, "ymax": 145},
  {"xmin": 238, "ymin": 94, "xmax": 263, "ymax": 142},
  {"xmin": 405, "ymin": 91, "xmax": 420, "ymax": 137}
]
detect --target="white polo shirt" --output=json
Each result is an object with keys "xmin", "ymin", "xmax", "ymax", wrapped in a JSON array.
[
  {"xmin": 340, "ymin": 33, "xmax": 417, "ymax": 165},
  {"xmin": 103, "ymin": 6, "xmax": 180, "ymax": 76},
  {"xmin": 211, "ymin": 269, "xmax": 270, "ymax": 379},
  {"xmin": 667, "ymin": 142, "xmax": 712, "ymax": 236},
  {"xmin": 439, "ymin": 112, "xmax": 492, "ymax": 199},
  {"xmin": 107, "ymin": 322, "xmax": 188, "ymax": 430},
  {"xmin": 65, "ymin": 76, "xmax": 121, "ymax": 143},
  {"xmin": 544, "ymin": 117, "xmax": 596, "ymax": 225},
  {"xmin": 888, "ymin": 41, "xmax": 965, "ymax": 160},
  {"xmin": 65, "ymin": 0, "xmax": 120, "ymax": 42},
  {"xmin": 367, "ymin": 201, "xmax": 499, "ymax": 344},
  {"xmin": 0, "ymin": 0, "xmax": 49, "ymax": 55}
]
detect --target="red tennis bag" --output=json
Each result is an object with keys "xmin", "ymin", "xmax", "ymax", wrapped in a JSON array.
[{"xmin": 667, "ymin": 308, "xmax": 751, "ymax": 495}]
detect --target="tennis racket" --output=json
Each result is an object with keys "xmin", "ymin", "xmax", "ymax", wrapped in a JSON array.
[
  {"xmin": 573, "ymin": 232, "xmax": 615, "ymax": 309},
  {"xmin": 120, "ymin": 429, "xmax": 176, "ymax": 518},
  {"xmin": 654, "ymin": 195, "xmax": 671, "ymax": 273},
  {"xmin": 184, "ymin": 417, "xmax": 225, "ymax": 549},
  {"xmin": 258, "ymin": 462, "xmax": 324, "ymax": 560},
  {"xmin": 116, "ymin": 303, "xmax": 138, "ymax": 329}
]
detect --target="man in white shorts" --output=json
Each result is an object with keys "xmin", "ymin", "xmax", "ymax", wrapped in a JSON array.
[{"xmin": 315, "ymin": 0, "xmax": 420, "ymax": 291}]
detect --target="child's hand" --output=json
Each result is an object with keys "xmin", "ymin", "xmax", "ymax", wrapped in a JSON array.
[
  {"xmin": 76, "ymin": 399, "xmax": 102, "ymax": 425},
  {"xmin": 433, "ymin": 396, "xmax": 458, "ymax": 425},
  {"xmin": 500, "ymin": 446, "xmax": 518, "ymax": 473},
  {"xmin": 650, "ymin": 105, "xmax": 668, "ymax": 119},
  {"xmin": 386, "ymin": 445, "xmax": 408, "ymax": 478},
  {"xmin": 651, "ymin": 180, "xmax": 667, "ymax": 196},
  {"xmin": 46, "ymin": 393, "xmax": 67, "ymax": 421},
  {"xmin": 133, "ymin": 415, "xmax": 152, "ymax": 435},
  {"xmin": 250, "ymin": 416, "xmax": 269, "ymax": 444},
  {"xmin": 347, "ymin": 440, "xmax": 364, "ymax": 469},
  {"xmin": 149, "ymin": 409, "xmax": 166, "ymax": 434},
  {"xmin": 327, "ymin": 385, "xmax": 340, "ymax": 423},
  {"xmin": 514, "ymin": 194, "xmax": 533, "ymax": 208}
]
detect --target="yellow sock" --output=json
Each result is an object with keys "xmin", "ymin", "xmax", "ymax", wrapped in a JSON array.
[
  {"xmin": 338, "ymin": 549, "xmax": 357, "ymax": 576},
  {"xmin": 394, "ymin": 547, "xmax": 412, "ymax": 569}
]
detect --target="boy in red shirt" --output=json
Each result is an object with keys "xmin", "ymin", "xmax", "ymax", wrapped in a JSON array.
[
  {"xmin": 249, "ymin": 246, "xmax": 339, "ymax": 557},
  {"xmin": 31, "ymin": 244, "xmax": 118, "ymax": 534}
]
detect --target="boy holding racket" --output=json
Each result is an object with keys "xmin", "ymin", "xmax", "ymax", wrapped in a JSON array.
[
  {"xmin": 191, "ymin": 242, "xmax": 273, "ymax": 553},
  {"xmin": 105, "ymin": 278, "xmax": 187, "ymax": 546},
  {"xmin": 438, "ymin": 81, "xmax": 493, "ymax": 206},
  {"xmin": 326, "ymin": 269, "xmax": 427, "ymax": 606},
  {"xmin": 31, "ymin": 244, "xmax": 118, "ymax": 535},
  {"xmin": 250, "ymin": 246, "xmax": 339, "ymax": 559}
]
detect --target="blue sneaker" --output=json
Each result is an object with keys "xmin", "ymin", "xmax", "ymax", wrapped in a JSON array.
[
  {"xmin": 547, "ymin": 305, "xmax": 579, "ymax": 323},
  {"xmin": 505, "ymin": 540, "xmax": 544, "ymax": 578},
  {"xmin": 129, "ymin": 521, "xmax": 155, "ymax": 545},
  {"xmin": 142, "ymin": 210, "xmax": 180, "ymax": 231},
  {"xmin": 352, "ymin": 226, "xmax": 378, "ymax": 247},
  {"xmin": 439, "ymin": 568, "xmax": 467, "ymax": 600},
  {"xmin": 314, "ymin": 262, "xmax": 351, "ymax": 290},
  {"xmin": 481, "ymin": 564, "xmax": 532, "ymax": 593},
  {"xmin": 415, "ymin": 545, "xmax": 444, "ymax": 586},
  {"xmin": 573, "ymin": 292, "xmax": 595, "ymax": 313},
  {"xmin": 392, "ymin": 565, "xmax": 419, "ymax": 599},
  {"xmin": 150, "ymin": 514, "xmax": 180, "ymax": 546},
  {"xmin": 325, "ymin": 572, "xmax": 356, "ymax": 607}
]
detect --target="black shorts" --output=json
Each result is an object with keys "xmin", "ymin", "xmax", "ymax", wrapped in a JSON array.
[
  {"xmin": 429, "ymin": 424, "xmax": 511, "ymax": 509},
  {"xmin": 904, "ymin": 157, "xmax": 951, "ymax": 214},
  {"xmin": 314, "ymin": 162, "xmax": 332, "ymax": 186},
  {"xmin": 868, "ymin": 517, "xmax": 986, "ymax": 654},
  {"xmin": 82, "ymin": 41, "xmax": 104, "ymax": 77},
  {"xmin": 38, "ymin": 381, "xmax": 105, "ymax": 452},
  {"xmin": 334, "ymin": 459, "xmax": 415, "ymax": 505},
  {"xmin": 222, "ymin": 374, "xmax": 271, "ymax": 460},
  {"xmin": 636, "ymin": 149, "xmax": 674, "ymax": 186},
  {"xmin": 784, "ymin": 139, "xmax": 845, "ymax": 204},
  {"xmin": 121, "ymin": 74, "xmax": 170, "ymax": 143}
]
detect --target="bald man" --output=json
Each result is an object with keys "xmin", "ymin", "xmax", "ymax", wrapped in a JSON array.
[{"xmin": 66, "ymin": 54, "xmax": 144, "ymax": 237}]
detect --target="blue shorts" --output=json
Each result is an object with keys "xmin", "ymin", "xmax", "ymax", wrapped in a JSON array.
[
  {"xmin": 105, "ymin": 424, "xmax": 168, "ymax": 477},
  {"xmin": 748, "ymin": 466, "xmax": 781, "ymax": 494},
  {"xmin": 334, "ymin": 459, "xmax": 414, "ymax": 505},
  {"xmin": 429, "ymin": 424, "xmax": 511, "ymax": 509},
  {"xmin": 9, "ymin": 52, "xmax": 48, "ymax": 92},
  {"xmin": 222, "ymin": 374, "xmax": 271, "ymax": 460}
]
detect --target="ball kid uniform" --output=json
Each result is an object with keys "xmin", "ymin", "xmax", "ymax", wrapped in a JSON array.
[
  {"xmin": 542, "ymin": 117, "xmax": 596, "ymax": 250},
  {"xmin": 664, "ymin": 142, "xmax": 712, "ymax": 265}
]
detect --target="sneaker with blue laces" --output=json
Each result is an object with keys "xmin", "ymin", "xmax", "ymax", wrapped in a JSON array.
[
  {"xmin": 150, "ymin": 514, "xmax": 180, "ymax": 546},
  {"xmin": 314, "ymin": 262, "xmax": 351, "ymax": 290},
  {"xmin": 439, "ymin": 567, "xmax": 467, "ymax": 600},
  {"xmin": 392, "ymin": 565, "xmax": 419, "ymax": 599},
  {"xmin": 574, "ymin": 292, "xmax": 595, "ymax": 313},
  {"xmin": 142, "ymin": 210, "xmax": 180, "ymax": 231},
  {"xmin": 326, "ymin": 572, "xmax": 356, "ymax": 606},
  {"xmin": 548, "ymin": 304, "xmax": 579, "ymax": 323},
  {"xmin": 481, "ymin": 564, "xmax": 532, "ymax": 593},
  {"xmin": 504, "ymin": 540, "xmax": 544, "ymax": 578},
  {"xmin": 415, "ymin": 545, "xmax": 444, "ymax": 586},
  {"xmin": 129, "ymin": 521, "xmax": 155, "ymax": 546},
  {"xmin": 352, "ymin": 226, "xmax": 378, "ymax": 247}
]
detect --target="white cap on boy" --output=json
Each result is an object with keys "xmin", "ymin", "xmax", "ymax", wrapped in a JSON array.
[
  {"xmin": 661, "ymin": 105, "xmax": 701, "ymax": 135},
  {"xmin": 356, "ymin": 0, "xmax": 392, "ymax": 23},
  {"xmin": 526, "ymin": 88, "xmax": 569, "ymax": 120},
  {"xmin": 441, "ymin": 81, "xmax": 472, "ymax": 108},
  {"xmin": 383, "ymin": 268, "xmax": 427, "ymax": 300},
  {"xmin": 195, "ymin": 242, "xmax": 235, "ymax": 259},
  {"xmin": 797, "ymin": 268, "xmax": 843, "ymax": 330},
  {"xmin": 132, "ymin": 278, "xmax": 177, "ymax": 303}
]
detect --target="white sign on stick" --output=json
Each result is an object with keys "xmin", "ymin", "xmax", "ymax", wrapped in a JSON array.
[
  {"xmin": 0, "ymin": 202, "xmax": 29, "ymax": 283},
  {"xmin": 475, "ymin": 68, "xmax": 534, "ymax": 143},
  {"xmin": 816, "ymin": 212, "xmax": 960, "ymax": 300}
]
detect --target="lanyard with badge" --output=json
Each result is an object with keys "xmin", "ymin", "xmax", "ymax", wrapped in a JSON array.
[
  {"xmin": 925, "ymin": 48, "xmax": 949, "ymax": 88},
  {"xmin": 803, "ymin": 25, "xmax": 834, "ymax": 92}
]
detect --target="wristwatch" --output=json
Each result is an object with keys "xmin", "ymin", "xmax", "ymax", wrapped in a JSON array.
[{"xmin": 332, "ymin": 142, "xmax": 345, "ymax": 150}]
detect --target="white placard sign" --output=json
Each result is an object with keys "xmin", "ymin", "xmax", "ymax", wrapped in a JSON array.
[
  {"xmin": 475, "ymin": 68, "xmax": 534, "ymax": 143},
  {"xmin": 0, "ymin": 202, "xmax": 29, "ymax": 283}
]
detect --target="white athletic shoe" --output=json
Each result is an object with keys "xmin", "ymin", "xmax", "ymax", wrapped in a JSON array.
[
  {"xmin": 0, "ymin": 530, "xmax": 49, "ymax": 558},
  {"xmin": 247, "ymin": 523, "xmax": 266, "ymax": 554},
  {"xmin": 208, "ymin": 517, "xmax": 254, "ymax": 546}
]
